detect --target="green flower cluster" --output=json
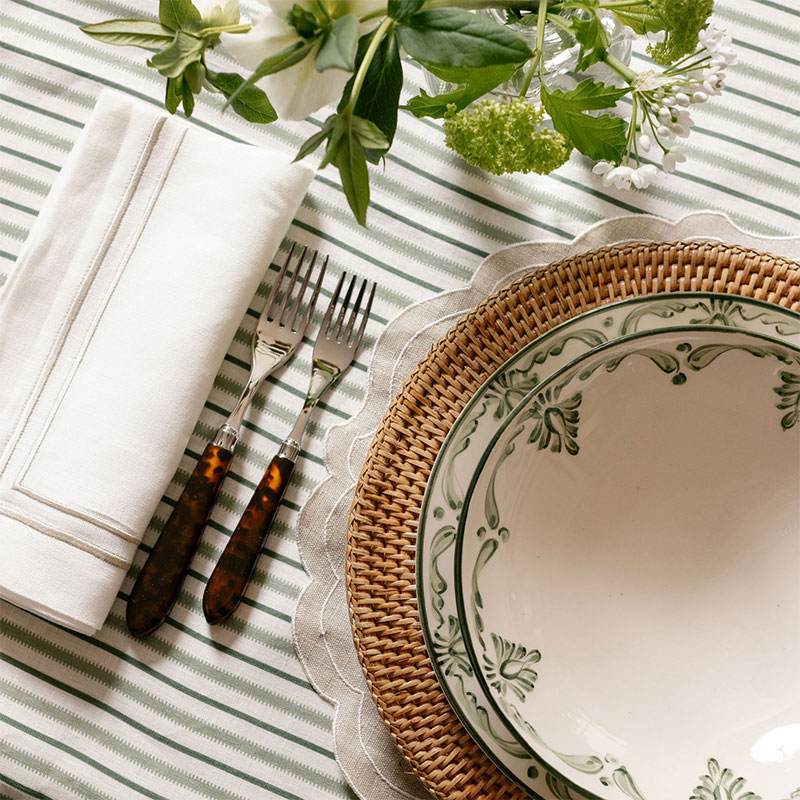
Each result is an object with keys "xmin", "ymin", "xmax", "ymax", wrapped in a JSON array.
[
  {"xmin": 442, "ymin": 99, "xmax": 572, "ymax": 176},
  {"xmin": 648, "ymin": 0, "xmax": 715, "ymax": 64}
]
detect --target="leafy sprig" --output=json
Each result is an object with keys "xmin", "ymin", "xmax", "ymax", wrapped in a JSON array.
[
  {"xmin": 81, "ymin": 0, "xmax": 727, "ymax": 224},
  {"xmin": 82, "ymin": 0, "xmax": 273, "ymax": 120}
]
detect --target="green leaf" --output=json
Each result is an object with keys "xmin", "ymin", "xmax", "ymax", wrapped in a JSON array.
[
  {"xmin": 165, "ymin": 75, "xmax": 182, "ymax": 114},
  {"xmin": 541, "ymin": 79, "xmax": 629, "ymax": 162},
  {"xmin": 339, "ymin": 31, "xmax": 403, "ymax": 157},
  {"xmin": 335, "ymin": 121, "xmax": 370, "ymax": 226},
  {"xmin": 80, "ymin": 19, "xmax": 175, "ymax": 48},
  {"xmin": 182, "ymin": 78, "xmax": 195, "ymax": 116},
  {"xmin": 147, "ymin": 30, "xmax": 204, "ymax": 78},
  {"xmin": 320, "ymin": 115, "xmax": 347, "ymax": 168},
  {"xmin": 396, "ymin": 9, "xmax": 533, "ymax": 70},
  {"xmin": 315, "ymin": 13, "xmax": 359, "ymax": 72},
  {"xmin": 388, "ymin": 0, "xmax": 424, "ymax": 21},
  {"xmin": 608, "ymin": 4, "xmax": 664, "ymax": 34},
  {"xmin": 404, "ymin": 63, "xmax": 517, "ymax": 118},
  {"xmin": 159, "ymin": 0, "xmax": 202, "ymax": 32},
  {"xmin": 351, "ymin": 115, "xmax": 389, "ymax": 151},
  {"xmin": 183, "ymin": 60, "xmax": 205, "ymax": 93},
  {"xmin": 569, "ymin": 13, "xmax": 608, "ymax": 71},
  {"xmin": 251, "ymin": 37, "xmax": 319, "ymax": 81},
  {"xmin": 294, "ymin": 116, "xmax": 336, "ymax": 162},
  {"xmin": 206, "ymin": 71, "xmax": 278, "ymax": 123}
]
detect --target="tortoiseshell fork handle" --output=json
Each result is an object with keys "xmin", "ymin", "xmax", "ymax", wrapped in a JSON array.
[
  {"xmin": 203, "ymin": 454, "xmax": 294, "ymax": 624},
  {"xmin": 126, "ymin": 442, "xmax": 233, "ymax": 637}
]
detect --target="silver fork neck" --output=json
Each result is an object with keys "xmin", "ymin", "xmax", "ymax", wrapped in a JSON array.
[
  {"xmin": 225, "ymin": 342, "xmax": 293, "ymax": 434},
  {"xmin": 284, "ymin": 358, "xmax": 341, "ymax": 453}
]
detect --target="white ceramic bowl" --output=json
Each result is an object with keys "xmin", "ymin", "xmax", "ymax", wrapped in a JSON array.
[{"xmin": 454, "ymin": 324, "xmax": 800, "ymax": 800}]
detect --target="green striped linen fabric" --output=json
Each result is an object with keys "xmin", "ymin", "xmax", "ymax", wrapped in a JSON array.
[{"xmin": 0, "ymin": 1, "xmax": 798, "ymax": 798}]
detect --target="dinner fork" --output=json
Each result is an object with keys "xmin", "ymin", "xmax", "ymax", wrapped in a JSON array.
[
  {"xmin": 126, "ymin": 245, "xmax": 327, "ymax": 637},
  {"xmin": 202, "ymin": 272, "xmax": 376, "ymax": 625}
]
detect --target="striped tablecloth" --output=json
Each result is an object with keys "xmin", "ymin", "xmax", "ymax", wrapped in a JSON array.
[{"xmin": 0, "ymin": 1, "xmax": 798, "ymax": 799}]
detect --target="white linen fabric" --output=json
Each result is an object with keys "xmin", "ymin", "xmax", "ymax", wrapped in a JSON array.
[
  {"xmin": 294, "ymin": 212, "xmax": 800, "ymax": 800},
  {"xmin": 0, "ymin": 89, "xmax": 313, "ymax": 635}
]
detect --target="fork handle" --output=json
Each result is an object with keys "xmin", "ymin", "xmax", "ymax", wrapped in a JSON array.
[
  {"xmin": 202, "ymin": 452, "xmax": 295, "ymax": 625},
  {"xmin": 126, "ymin": 441, "xmax": 233, "ymax": 637}
]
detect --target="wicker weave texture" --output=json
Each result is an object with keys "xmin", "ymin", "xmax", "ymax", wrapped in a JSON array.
[{"xmin": 345, "ymin": 242, "xmax": 800, "ymax": 800}]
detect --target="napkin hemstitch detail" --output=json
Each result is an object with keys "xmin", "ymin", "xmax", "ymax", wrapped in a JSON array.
[
  {"xmin": 0, "ymin": 114, "xmax": 167, "ymax": 481},
  {"xmin": 11, "ymin": 120, "xmax": 188, "ymax": 544},
  {"xmin": 0, "ymin": 502, "xmax": 130, "ymax": 568}
]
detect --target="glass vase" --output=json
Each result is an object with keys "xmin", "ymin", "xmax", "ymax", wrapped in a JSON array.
[{"xmin": 422, "ymin": 9, "xmax": 633, "ymax": 103}]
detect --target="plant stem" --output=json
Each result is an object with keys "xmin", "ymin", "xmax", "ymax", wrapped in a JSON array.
[
  {"xmin": 346, "ymin": 16, "xmax": 395, "ymax": 114},
  {"xmin": 597, "ymin": 0, "xmax": 649, "ymax": 7},
  {"xmin": 196, "ymin": 23, "xmax": 251, "ymax": 36},
  {"xmin": 604, "ymin": 50, "xmax": 637, "ymax": 83},
  {"xmin": 517, "ymin": 0, "xmax": 549, "ymax": 98}
]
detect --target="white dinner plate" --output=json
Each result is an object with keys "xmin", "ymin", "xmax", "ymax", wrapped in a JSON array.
[
  {"xmin": 455, "ymin": 324, "xmax": 800, "ymax": 800},
  {"xmin": 417, "ymin": 293, "xmax": 800, "ymax": 799}
]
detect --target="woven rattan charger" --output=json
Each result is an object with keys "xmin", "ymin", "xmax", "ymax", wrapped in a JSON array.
[{"xmin": 344, "ymin": 240, "xmax": 800, "ymax": 800}]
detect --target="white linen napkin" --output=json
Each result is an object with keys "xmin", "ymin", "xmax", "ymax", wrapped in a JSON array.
[{"xmin": 0, "ymin": 89, "xmax": 313, "ymax": 635}]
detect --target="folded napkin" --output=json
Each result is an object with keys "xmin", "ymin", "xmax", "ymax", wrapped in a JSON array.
[{"xmin": 0, "ymin": 89, "xmax": 313, "ymax": 635}]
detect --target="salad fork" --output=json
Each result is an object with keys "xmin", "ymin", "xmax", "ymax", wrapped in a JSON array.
[
  {"xmin": 202, "ymin": 272, "xmax": 376, "ymax": 625},
  {"xmin": 126, "ymin": 245, "xmax": 327, "ymax": 637}
]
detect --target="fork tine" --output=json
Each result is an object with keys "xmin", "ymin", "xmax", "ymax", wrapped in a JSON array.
[
  {"xmin": 288, "ymin": 250, "xmax": 317, "ymax": 331},
  {"xmin": 265, "ymin": 243, "xmax": 295, "ymax": 320},
  {"xmin": 321, "ymin": 270, "xmax": 346, "ymax": 336},
  {"xmin": 278, "ymin": 245, "xmax": 307, "ymax": 324},
  {"xmin": 334, "ymin": 274, "xmax": 357, "ymax": 340},
  {"xmin": 342, "ymin": 279, "xmax": 367, "ymax": 343},
  {"xmin": 352, "ymin": 282, "xmax": 375, "ymax": 352},
  {"xmin": 300, "ymin": 255, "xmax": 328, "ymax": 332}
]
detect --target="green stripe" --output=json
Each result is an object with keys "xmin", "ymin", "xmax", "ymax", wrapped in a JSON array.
[
  {"xmin": 0, "ymin": 90, "xmax": 83, "ymax": 127},
  {"xmin": 0, "ymin": 250, "xmax": 18, "ymax": 262},
  {"xmin": 0, "ymin": 60, "xmax": 95, "ymax": 108},
  {"xmin": 0, "ymin": 114, "xmax": 75, "ymax": 151},
  {"xmin": 1, "ymin": 657, "xmax": 346, "ymax": 797},
  {"xmin": 9, "ymin": 0, "xmax": 86, "ymax": 26},
  {"xmin": 0, "ymin": 165, "xmax": 51, "ymax": 195},
  {"xmin": 157, "ymin": 615, "xmax": 316, "ymax": 690},
  {"xmin": 0, "ymin": 219, "xmax": 28, "ymax": 241},
  {"xmin": 2, "ymin": 614, "xmax": 328, "ymax": 730},
  {"xmin": 1, "ymin": 743, "xmax": 115, "ymax": 800},
  {"xmin": 752, "ymin": 0, "xmax": 800, "ymax": 15},
  {"xmin": 725, "ymin": 85, "xmax": 800, "ymax": 117},
  {"xmin": 0, "ymin": 713, "xmax": 169, "ymax": 800},
  {"xmin": 0, "ymin": 773, "xmax": 52, "ymax": 800},
  {"xmin": 4, "ymin": 641, "xmax": 327, "ymax": 760},
  {"xmin": 0, "ymin": 144, "xmax": 59, "ymax": 170},
  {"xmin": 0, "ymin": 196, "xmax": 37, "ymax": 215},
  {"xmin": 733, "ymin": 36, "xmax": 800, "ymax": 66},
  {"xmin": 716, "ymin": 5, "xmax": 800, "ymax": 44}
]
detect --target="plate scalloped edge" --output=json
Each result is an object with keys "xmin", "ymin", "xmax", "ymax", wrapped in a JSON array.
[{"xmin": 292, "ymin": 212, "xmax": 800, "ymax": 800}]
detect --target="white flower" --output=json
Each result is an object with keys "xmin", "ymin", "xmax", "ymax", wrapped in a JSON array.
[
  {"xmin": 221, "ymin": 0, "xmax": 383, "ymax": 120},
  {"xmin": 662, "ymin": 146, "xmax": 686, "ymax": 173},
  {"xmin": 698, "ymin": 25, "xmax": 737, "ymax": 65},
  {"xmin": 592, "ymin": 162, "xmax": 658, "ymax": 190},
  {"xmin": 192, "ymin": 0, "xmax": 240, "ymax": 27}
]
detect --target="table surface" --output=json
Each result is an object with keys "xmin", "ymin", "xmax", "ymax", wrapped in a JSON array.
[{"xmin": 0, "ymin": 1, "xmax": 798, "ymax": 799}]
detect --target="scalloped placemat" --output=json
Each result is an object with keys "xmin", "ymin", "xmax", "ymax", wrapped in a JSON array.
[{"xmin": 344, "ymin": 238, "xmax": 800, "ymax": 800}]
